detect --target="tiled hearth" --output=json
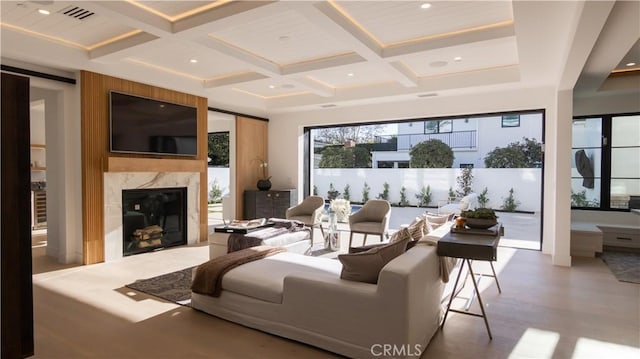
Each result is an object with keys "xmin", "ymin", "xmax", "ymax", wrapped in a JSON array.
[{"xmin": 104, "ymin": 172, "xmax": 200, "ymax": 261}]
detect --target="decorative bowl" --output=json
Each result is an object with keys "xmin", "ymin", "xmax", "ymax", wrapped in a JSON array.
[{"xmin": 464, "ymin": 218, "xmax": 498, "ymax": 229}]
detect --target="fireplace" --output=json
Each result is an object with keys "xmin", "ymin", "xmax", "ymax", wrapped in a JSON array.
[{"xmin": 122, "ymin": 187, "xmax": 187, "ymax": 256}]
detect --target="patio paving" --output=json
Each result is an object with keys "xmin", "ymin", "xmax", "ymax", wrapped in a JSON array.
[{"xmin": 208, "ymin": 203, "xmax": 542, "ymax": 250}]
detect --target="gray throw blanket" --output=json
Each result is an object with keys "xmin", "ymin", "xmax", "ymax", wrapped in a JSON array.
[
  {"xmin": 191, "ymin": 245, "xmax": 287, "ymax": 297},
  {"xmin": 227, "ymin": 219, "xmax": 308, "ymax": 253}
]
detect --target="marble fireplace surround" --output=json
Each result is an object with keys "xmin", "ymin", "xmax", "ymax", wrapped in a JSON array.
[{"xmin": 104, "ymin": 172, "xmax": 200, "ymax": 262}]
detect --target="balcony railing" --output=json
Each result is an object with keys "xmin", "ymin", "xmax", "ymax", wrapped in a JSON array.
[{"xmin": 373, "ymin": 130, "xmax": 477, "ymax": 151}]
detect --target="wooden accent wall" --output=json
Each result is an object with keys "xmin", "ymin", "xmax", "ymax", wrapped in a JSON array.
[
  {"xmin": 235, "ymin": 116, "xmax": 268, "ymax": 219},
  {"xmin": 80, "ymin": 71, "xmax": 208, "ymax": 264}
]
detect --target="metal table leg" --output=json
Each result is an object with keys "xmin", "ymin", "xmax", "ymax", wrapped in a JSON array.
[{"xmin": 441, "ymin": 259, "xmax": 494, "ymax": 340}]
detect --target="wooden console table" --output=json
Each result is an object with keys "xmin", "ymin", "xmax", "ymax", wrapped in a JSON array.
[{"xmin": 437, "ymin": 224, "xmax": 502, "ymax": 339}]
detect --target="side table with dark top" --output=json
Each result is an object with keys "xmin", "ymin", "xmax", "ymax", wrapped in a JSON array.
[{"xmin": 437, "ymin": 224, "xmax": 502, "ymax": 339}]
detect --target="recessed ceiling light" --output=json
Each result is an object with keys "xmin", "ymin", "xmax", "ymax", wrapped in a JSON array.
[
  {"xmin": 268, "ymin": 85, "xmax": 276, "ymax": 89},
  {"xmin": 189, "ymin": 59, "xmax": 198, "ymax": 63},
  {"xmin": 38, "ymin": 9, "xmax": 50, "ymax": 15},
  {"xmin": 347, "ymin": 72, "xmax": 355, "ymax": 77},
  {"xmin": 626, "ymin": 62, "xmax": 637, "ymax": 67},
  {"xmin": 420, "ymin": 3, "xmax": 432, "ymax": 9},
  {"xmin": 453, "ymin": 56, "xmax": 462, "ymax": 62},
  {"xmin": 278, "ymin": 36, "xmax": 290, "ymax": 41}
]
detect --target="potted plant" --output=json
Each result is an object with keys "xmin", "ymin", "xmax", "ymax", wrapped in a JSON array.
[{"xmin": 460, "ymin": 208, "xmax": 498, "ymax": 229}]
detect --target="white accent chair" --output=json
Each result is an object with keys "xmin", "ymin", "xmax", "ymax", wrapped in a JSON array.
[
  {"xmin": 438, "ymin": 193, "xmax": 479, "ymax": 216},
  {"xmin": 348, "ymin": 199, "xmax": 391, "ymax": 248},
  {"xmin": 285, "ymin": 195, "xmax": 325, "ymax": 241}
]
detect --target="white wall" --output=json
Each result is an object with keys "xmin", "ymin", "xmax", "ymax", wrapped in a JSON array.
[
  {"xmin": 269, "ymin": 86, "xmax": 569, "ymax": 261},
  {"xmin": 314, "ymin": 168, "xmax": 542, "ymax": 212},
  {"xmin": 29, "ymin": 75, "xmax": 82, "ymax": 264}
]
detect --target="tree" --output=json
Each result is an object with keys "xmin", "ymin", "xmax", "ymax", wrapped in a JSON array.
[
  {"xmin": 362, "ymin": 182, "xmax": 371, "ymax": 203},
  {"xmin": 415, "ymin": 185, "xmax": 432, "ymax": 207},
  {"xmin": 409, "ymin": 139, "xmax": 454, "ymax": 168},
  {"xmin": 315, "ymin": 124, "xmax": 385, "ymax": 145},
  {"xmin": 456, "ymin": 167, "xmax": 474, "ymax": 197},
  {"xmin": 318, "ymin": 146, "xmax": 371, "ymax": 168},
  {"xmin": 207, "ymin": 132, "xmax": 229, "ymax": 167},
  {"xmin": 484, "ymin": 137, "xmax": 542, "ymax": 168}
]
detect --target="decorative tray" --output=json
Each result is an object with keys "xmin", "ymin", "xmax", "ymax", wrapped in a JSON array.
[
  {"xmin": 450, "ymin": 223, "xmax": 501, "ymax": 236},
  {"xmin": 214, "ymin": 219, "xmax": 275, "ymax": 234}
]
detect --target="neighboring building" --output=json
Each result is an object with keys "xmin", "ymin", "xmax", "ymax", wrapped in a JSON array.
[{"xmin": 371, "ymin": 113, "xmax": 543, "ymax": 168}]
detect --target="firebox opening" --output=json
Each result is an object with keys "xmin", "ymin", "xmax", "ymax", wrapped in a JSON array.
[{"xmin": 122, "ymin": 187, "xmax": 187, "ymax": 256}]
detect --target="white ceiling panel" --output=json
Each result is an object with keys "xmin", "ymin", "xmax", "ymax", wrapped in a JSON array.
[
  {"xmin": 126, "ymin": 39, "xmax": 252, "ymax": 79},
  {"xmin": 402, "ymin": 37, "xmax": 519, "ymax": 77},
  {"xmin": 1, "ymin": 1, "xmax": 136, "ymax": 48},
  {"xmin": 307, "ymin": 62, "xmax": 400, "ymax": 88},
  {"xmin": 335, "ymin": 1, "xmax": 513, "ymax": 45},
  {"xmin": 131, "ymin": 1, "xmax": 219, "ymax": 18},
  {"xmin": 209, "ymin": 8, "xmax": 354, "ymax": 65}
]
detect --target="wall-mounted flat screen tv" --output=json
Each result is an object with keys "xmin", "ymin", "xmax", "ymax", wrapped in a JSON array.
[{"xmin": 109, "ymin": 91, "xmax": 197, "ymax": 157}]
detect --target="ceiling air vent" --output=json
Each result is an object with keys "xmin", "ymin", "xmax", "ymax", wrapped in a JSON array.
[
  {"xmin": 58, "ymin": 5, "xmax": 95, "ymax": 20},
  {"xmin": 417, "ymin": 93, "xmax": 438, "ymax": 98},
  {"xmin": 320, "ymin": 104, "xmax": 337, "ymax": 108}
]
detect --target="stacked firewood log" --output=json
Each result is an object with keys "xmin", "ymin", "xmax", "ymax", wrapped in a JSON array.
[{"xmin": 131, "ymin": 225, "xmax": 163, "ymax": 248}]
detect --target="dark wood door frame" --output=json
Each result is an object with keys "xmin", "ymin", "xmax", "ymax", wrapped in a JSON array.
[{"xmin": 1, "ymin": 72, "xmax": 35, "ymax": 358}]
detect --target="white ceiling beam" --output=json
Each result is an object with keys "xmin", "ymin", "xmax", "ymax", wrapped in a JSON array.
[
  {"xmin": 573, "ymin": 1, "xmax": 639, "ymax": 95},
  {"xmin": 89, "ymin": 32, "xmax": 159, "ymax": 61},
  {"xmin": 203, "ymin": 72, "xmax": 269, "ymax": 88},
  {"xmin": 558, "ymin": 0, "xmax": 615, "ymax": 91},
  {"xmin": 173, "ymin": 1, "xmax": 277, "ymax": 33},
  {"xmin": 281, "ymin": 53, "xmax": 365, "ymax": 75},
  {"xmin": 193, "ymin": 36, "xmax": 281, "ymax": 76},
  {"xmin": 382, "ymin": 24, "xmax": 515, "ymax": 59}
]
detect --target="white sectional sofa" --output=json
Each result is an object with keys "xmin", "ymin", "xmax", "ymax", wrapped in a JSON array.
[{"xmin": 191, "ymin": 242, "xmax": 445, "ymax": 358}]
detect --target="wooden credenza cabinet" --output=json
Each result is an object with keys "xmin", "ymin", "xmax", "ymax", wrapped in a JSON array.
[{"xmin": 244, "ymin": 189, "xmax": 297, "ymax": 219}]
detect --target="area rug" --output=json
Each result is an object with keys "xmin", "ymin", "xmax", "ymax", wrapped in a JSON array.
[
  {"xmin": 125, "ymin": 246, "xmax": 344, "ymax": 306},
  {"xmin": 125, "ymin": 266, "xmax": 196, "ymax": 306},
  {"xmin": 601, "ymin": 251, "xmax": 640, "ymax": 284}
]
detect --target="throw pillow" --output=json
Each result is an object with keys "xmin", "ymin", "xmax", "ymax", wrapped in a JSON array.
[
  {"xmin": 424, "ymin": 212, "xmax": 452, "ymax": 229},
  {"xmin": 407, "ymin": 217, "xmax": 426, "ymax": 241},
  {"xmin": 390, "ymin": 227, "xmax": 412, "ymax": 244},
  {"xmin": 338, "ymin": 236, "xmax": 410, "ymax": 284}
]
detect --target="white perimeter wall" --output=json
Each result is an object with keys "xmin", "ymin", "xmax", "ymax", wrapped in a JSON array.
[{"xmin": 314, "ymin": 168, "xmax": 542, "ymax": 212}]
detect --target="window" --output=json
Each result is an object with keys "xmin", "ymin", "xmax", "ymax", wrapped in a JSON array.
[
  {"xmin": 397, "ymin": 161, "xmax": 410, "ymax": 168},
  {"xmin": 207, "ymin": 132, "xmax": 229, "ymax": 167},
  {"xmin": 571, "ymin": 113, "xmax": 639, "ymax": 210},
  {"xmin": 502, "ymin": 115, "xmax": 520, "ymax": 127},
  {"xmin": 424, "ymin": 119, "xmax": 452, "ymax": 134},
  {"xmin": 460, "ymin": 163, "xmax": 474, "ymax": 168},
  {"xmin": 611, "ymin": 115, "xmax": 640, "ymax": 209},
  {"xmin": 377, "ymin": 161, "xmax": 394, "ymax": 168}
]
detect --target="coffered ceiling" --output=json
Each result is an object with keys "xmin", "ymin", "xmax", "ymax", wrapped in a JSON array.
[{"xmin": 1, "ymin": 1, "xmax": 638, "ymax": 117}]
